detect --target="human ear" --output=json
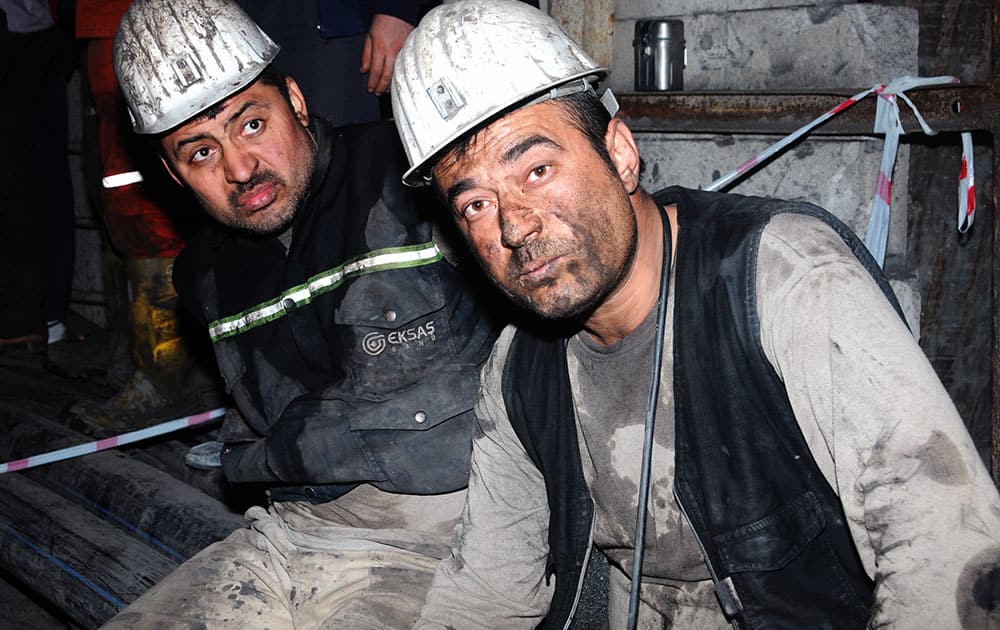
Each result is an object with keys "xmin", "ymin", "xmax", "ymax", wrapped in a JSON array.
[
  {"xmin": 605, "ymin": 118, "xmax": 641, "ymax": 195},
  {"xmin": 285, "ymin": 76, "xmax": 310, "ymax": 127}
]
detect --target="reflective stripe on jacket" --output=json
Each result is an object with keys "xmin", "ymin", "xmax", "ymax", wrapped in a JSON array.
[{"xmin": 174, "ymin": 117, "xmax": 499, "ymax": 496}]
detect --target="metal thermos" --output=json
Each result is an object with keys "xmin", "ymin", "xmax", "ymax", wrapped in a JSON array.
[{"xmin": 634, "ymin": 19, "xmax": 685, "ymax": 92}]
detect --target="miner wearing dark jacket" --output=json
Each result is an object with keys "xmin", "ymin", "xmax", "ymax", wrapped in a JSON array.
[{"xmin": 103, "ymin": 0, "xmax": 498, "ymax": 627}]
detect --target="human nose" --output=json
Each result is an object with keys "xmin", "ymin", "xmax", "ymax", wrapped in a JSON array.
[
  {"xmin": 223, "ymin": 147, "xmax": 258, "ymax": 184},
  {"xmin": 498, "ymin": 198, "xmax": 541, "ymax": 249}
]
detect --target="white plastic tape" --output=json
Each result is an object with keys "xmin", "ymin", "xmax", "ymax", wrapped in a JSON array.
[
  {"xmin": 958, "ymin": 131, "xmax": 976, "ymax": 233},
  {"xmin": 863, "ymin": 75, "xmax": 957, "ymax": 266},
  {"xmin": 705, "ymin": 85, "xmax": 879, "ymax": 193},
  {"xmin": 0, "ymin": 408, "xmax": 227, "ymax": 474},
  {"xmin": 705, "ymin": 75, "xmax": 967, "ymax": 267}
]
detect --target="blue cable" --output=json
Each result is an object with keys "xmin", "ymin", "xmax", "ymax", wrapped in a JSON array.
[
  {"xmin": 0, "ymin": 520, "xmax": 127, "ymax": 609},
  {"xmin": 49, "ymin": 481, "xmax": 187, "ymax": 563}
]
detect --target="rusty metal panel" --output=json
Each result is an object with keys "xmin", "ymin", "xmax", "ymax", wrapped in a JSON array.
[{"xmin": 618, "ymin": 85, "xmax": 991, "ymax": 135}]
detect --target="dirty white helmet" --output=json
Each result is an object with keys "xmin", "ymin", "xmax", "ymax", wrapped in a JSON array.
[
  {"xmin": 113, "ymin": 0, "xmax": 279, "ymax": 134},
  {"xmin": 392, "ymin": 0, "xmax": 609, "ymax": 186}
]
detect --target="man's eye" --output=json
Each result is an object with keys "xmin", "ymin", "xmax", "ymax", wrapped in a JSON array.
[
  {"xmin": 244, "ymin": 119, "xmax": 264, "ymax": 135},
  {"xmin": 528, "ymin": 165, "xmax": 550, "ymax": 181},
  {"xmin": 461, "ymin": 199, "xmax": 492, "ymax": 220},
  {"xmin": 190, "ymin": 147, "xmax": 213, "ymax": 163}
]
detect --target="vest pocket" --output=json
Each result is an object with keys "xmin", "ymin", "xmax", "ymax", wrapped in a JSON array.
[{"xmin": 713, "ymin": 491, "xmax": 826, "ymax": 573}]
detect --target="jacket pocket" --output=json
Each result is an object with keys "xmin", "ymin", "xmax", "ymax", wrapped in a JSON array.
[
  {"xmin": 713, "ymin": 491, "xmax": 826, "ymax": 573},
  {"xmin": 335, "ymin": 266, "xmax": 454, "ymax": 399},
  {"xmin": 347, "ymin": 367, "xmax": 478, "ymax": 433},
  {"xmin": 346, "ymin": 367, "xmax": 480, "ymax": 493}
]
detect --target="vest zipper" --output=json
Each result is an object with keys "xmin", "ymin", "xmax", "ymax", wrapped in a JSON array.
[
  {"xmin": 673, "ymin": 486, "xmax": 744, "ymax": 630},
  {"xmin": 562, "ymin": 496, "xmax": 596, "ymax": 630}
]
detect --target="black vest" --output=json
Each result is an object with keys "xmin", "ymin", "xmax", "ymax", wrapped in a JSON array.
[{"xmin": 503, "ymin": 187, "xmax": 904, "ymax": 629}]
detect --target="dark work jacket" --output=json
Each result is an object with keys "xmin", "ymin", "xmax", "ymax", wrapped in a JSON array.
[
  {"xmin": 503, "ymin": 186, "xmax": 903, "ymax": 629},
  {"xmin": 174, "ymin": 118, "xmax": 498, "ymax": 501}
]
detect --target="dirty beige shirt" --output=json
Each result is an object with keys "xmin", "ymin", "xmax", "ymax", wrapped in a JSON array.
[{"xmin": 416, "ymin": 213, "xmax": 1000, "ymax": 630}]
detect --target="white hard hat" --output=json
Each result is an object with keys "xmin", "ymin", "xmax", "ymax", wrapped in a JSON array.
[
  {"xmin": 391, "ymin": 0, "xmax": 608, "ymax": 187},
  {"xmin": 113, "ymin": 0, "xmax": 279, "ymax": 135}
]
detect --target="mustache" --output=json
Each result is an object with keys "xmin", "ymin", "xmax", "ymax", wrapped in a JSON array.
[
  {"xmin": 507, "ymin": 238, "xmax": 573, "ymax": 278},
  {"xmin": 229, "ymin": 170, "xmax": 283, "ymax": 208}
]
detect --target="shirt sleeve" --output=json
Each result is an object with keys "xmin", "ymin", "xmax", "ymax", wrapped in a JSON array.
[
  {"xmin": 756, "ymin": 212, "xmax": 1000, "ymax": 629},
  {"xmin": 366, "ymin": 1, "xmax": 421, "ymax": 26},
  {"xmin": 415, "ymin": 326, "xmax": 555, "ymax": 629}
]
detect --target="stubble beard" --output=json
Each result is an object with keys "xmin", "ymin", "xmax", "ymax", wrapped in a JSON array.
[
  {"xmin": 499, "ymin": 205, "xmax": 638, "ymax": 321},
  {"xmin": 218, "ymin": 147, "xmax": 317, "ymax": 237}
]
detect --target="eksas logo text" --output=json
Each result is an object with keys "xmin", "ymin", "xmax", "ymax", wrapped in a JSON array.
[{"xmin": 362, "ymin": 320, "xmax": 436, "ymax": 356}]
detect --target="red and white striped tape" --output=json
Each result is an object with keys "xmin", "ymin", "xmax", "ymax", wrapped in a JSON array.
[
  {"xmin": 705, "ymin": 75, "xmax": 974, "ymax": 266},
  {"xmin": 0, "ymin": 408, "xmax": 227, "ymax": 474},
  {"xmin": 958, "ymin": 131, "xmax": 976, "ymax": 233},
  {"xmin": 864, "ymin": 76, "xmax": 958, "ymax": 265},
  {"xmin": 705, "ymin": 84, "xmax": 879, "ymax": 192}
]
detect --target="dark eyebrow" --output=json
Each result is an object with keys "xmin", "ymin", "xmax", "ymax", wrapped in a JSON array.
[
  {"xmin": 445, "ymin": 134, "xmax": 562, "ymax": 207},
  {"xmin": 172, "ymin": 100, "xmax": 261, "ymax": 159},
  {"xmin": 173, "ymin": 133, "xmax": 209, "ymax": 159},
  {"xmin": 500, "ymin": 134, "xmax": 561, "ymax": 165},
  {"xmin": 225, "ymin": 100, "xmax": 259, "ymax": 129},
  {"xmin": 445, "ymin": 178, "xmax": 478, "ymax": 209}
]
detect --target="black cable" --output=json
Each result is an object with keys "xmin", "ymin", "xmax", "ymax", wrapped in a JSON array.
[{"xmin": 627, "ymin": 206, "xmax": 672, "ymax": 629}]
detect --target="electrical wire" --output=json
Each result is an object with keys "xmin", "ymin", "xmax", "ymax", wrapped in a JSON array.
[{"xmin": 627, "ymin": 206, "xmax": 673, "ymax": 629}]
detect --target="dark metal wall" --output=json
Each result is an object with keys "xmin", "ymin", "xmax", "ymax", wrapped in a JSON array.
[{"xmin": 904, "ymin": 0, "xmax": 997, "ymax": 469}]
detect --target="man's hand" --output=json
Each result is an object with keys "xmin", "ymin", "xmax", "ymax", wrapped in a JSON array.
[{"xmin": 360, "ymin": 13, "xmax": 414, "ymax": 96}]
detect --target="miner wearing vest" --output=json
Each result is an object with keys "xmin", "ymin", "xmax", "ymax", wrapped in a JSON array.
[{"xmin": 390, "ymin": 1, "xmax": 1000, "ymax": 628}]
